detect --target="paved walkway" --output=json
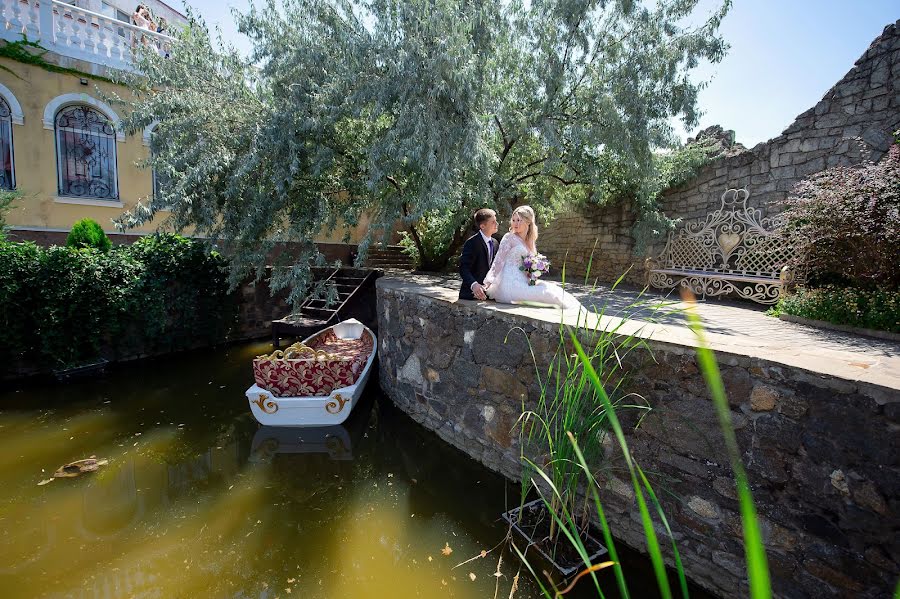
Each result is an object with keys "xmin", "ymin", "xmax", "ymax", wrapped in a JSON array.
[{"xmin": 379, "ymin": 272, "xmax": 900, "ymax": 392}]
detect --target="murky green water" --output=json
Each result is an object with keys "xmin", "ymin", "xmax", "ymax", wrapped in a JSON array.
[{"xmin": 0, "ymin": 342, "xmax": 712, "ymax": 599}]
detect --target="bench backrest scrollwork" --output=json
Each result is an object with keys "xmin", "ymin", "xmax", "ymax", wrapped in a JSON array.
[{"xmin": 658, "ymin": 189, "xmax": 794, "ymax": 278}]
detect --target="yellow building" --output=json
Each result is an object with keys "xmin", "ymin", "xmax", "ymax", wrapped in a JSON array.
[{"xmin": 0, "ymin": 0, "xmax": 369, "ymax": 247}]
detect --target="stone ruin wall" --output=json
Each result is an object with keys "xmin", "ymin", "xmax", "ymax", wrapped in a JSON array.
[
  {"xmin": 539, "ymin": 20, "xmax": 900, "ymax": 287},
  {"xmin": 377, "ymin": 282, "xmax": 900, "ymax": 599}
]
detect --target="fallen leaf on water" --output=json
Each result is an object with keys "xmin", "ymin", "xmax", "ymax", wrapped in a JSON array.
[
  {"xmin": 441, "ymin": 543, "xmax": 453, "ymax": 556},
  {"xmin": 285, "ymin": 588, "xmax": 291, "ymax": 594},
  {"xmin": 441, "ymin": 579, "xmax": 448, "ymax": 586},
  {"xmin": 480, "ymin": 550, "xmax": 487, "ymax": 558},
  {"xmin": 468, "ymin": 572, "xmax": 476, "ymax": 581},
  {"xmin": 287, "ymin": 578, "xmax": 295, "ymax": 583},
  {"xmin": 428, "ymin": 556, "xmax": 433, "ymax": 562},
  {"xmin": 37, "ymin": 478, "xmax": 54, "ymax": 486}
]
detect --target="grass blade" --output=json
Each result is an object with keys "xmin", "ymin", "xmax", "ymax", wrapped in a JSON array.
[
  {"xmin": 682, "ymin": 295, "xmax": 771, "ymax": 599},
  {"xmin": 569, "ymin": 331, "xmax": 673, "ymax": 599}
]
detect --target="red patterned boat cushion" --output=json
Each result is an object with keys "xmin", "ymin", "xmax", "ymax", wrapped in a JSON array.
[{"xmin": 253, "ymin": 330, "xmax": 374, "ymax": 397}]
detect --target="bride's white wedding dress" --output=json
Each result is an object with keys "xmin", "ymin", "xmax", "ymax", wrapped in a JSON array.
[{"xmin": 484, "ymin": 232, "xmax": 583, "ymax": 310}]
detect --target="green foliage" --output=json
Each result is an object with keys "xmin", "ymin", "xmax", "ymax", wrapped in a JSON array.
[
  {"xmin": 777, "ymin": 285, "xmax": 899, "ymax": 333},
  {"xmin": 0, "ymin": 37, "xmax": 115, "ymax": 83},
  {"xmin": 125, "ymin": 234, "xmax": 236, "ymax": 349},
  {"xmin": 0, "ymin": 240, "xmax": 40, "ymax": 363},
  {"xmin": 0, "ymin": 234, "xmax": 236, "ymax": 370},
  {"xmin": 631, "ymin": 137, "xmax": 721, "ymax": 253},
  {"xmin": 514, "ymin": 302, "xmax": 773, "ymax": 598},
  {"xmin": 517, "ymin": 270, "xmax": 655, "ymax": 536},
  {"xmin": 111, "ymin": 0, "xmax": 731, "ymax": 286},
  {"xmin": 36, "ymin": 244, "xmax": 141, "ymax": 366},
  {"xmin": 783, "ymin": 144, "xmax": 900, "ymax": 289},
  {"xmin": 66, "ymin": 218, "xmax": 112, "ymax": 252},
  {"xmin": 0, "ymin": 189, "xmax": 16, "ymax": 240}
]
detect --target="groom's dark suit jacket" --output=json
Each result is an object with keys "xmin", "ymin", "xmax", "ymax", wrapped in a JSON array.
[{"xmin": 459, "ymin": 232, "xmax": 499, "ymax": 300}]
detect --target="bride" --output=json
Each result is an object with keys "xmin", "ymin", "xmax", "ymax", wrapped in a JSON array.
[{"xmin": 484, "ymin": 205, "xmax": 584, "ymax": 311}]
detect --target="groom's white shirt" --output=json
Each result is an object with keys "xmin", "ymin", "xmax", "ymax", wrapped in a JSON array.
[{"xmin": 470, "ymin": 231, "xmax": 495, "ymax": 291}]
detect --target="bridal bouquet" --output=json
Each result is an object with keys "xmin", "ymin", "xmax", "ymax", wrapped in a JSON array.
[{"xmin": 520, "ymin": 253, "xmax": 550, "ymax": 286}]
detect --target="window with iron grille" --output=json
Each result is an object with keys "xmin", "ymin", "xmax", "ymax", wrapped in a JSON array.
[
  {"xmin": 55, "ymin": 105, "xmax": 119, "ymax": 200},
  {"xmin": 0, "ymin": 97, "xmax": 14, "ymax": 190}
]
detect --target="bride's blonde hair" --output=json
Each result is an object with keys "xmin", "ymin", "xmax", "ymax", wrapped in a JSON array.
[{"xmin": 512, "ymin": 205, "xmax": 538, "ymax": 248}]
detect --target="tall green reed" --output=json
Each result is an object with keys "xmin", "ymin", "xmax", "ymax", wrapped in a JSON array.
[
  {"xmin": 511, "ymin": 271, "xmax": 772, "ymax": 597},
  {"xmin": 513, "ymin": 261, "xmax": 669, "ymax": 566}
]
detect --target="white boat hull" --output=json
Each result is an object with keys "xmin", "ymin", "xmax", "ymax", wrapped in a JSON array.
[{"xmin": 245, "ymin": 320, "xmax": 376, "ymax": 427}]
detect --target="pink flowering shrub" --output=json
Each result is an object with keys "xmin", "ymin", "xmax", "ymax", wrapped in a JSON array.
[{"xmin": 783, "ymin": 143, "xmax": 900, "ymax": 289}]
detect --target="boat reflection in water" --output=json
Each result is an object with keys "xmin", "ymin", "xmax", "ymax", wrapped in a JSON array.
[{"xmin": 249, "ymin": 392, "xmax": 373, "ymax": 463}]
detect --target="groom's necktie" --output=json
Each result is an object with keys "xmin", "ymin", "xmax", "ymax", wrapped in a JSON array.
[{"xmin": 486, "ymin": 240, "xmax": 493, "ymax": 263}]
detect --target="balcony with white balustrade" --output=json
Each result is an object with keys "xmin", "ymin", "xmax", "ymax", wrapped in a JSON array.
[{"xmin": 0, "ymin": 0, "xmax": 174, "ymax": 71}]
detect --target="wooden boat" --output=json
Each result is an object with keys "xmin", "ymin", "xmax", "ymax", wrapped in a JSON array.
[{"xmin": 246, "ymin": 319, "xmax": 376, "ymax": 426}]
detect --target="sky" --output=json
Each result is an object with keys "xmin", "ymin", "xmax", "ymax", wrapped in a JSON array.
[{"xmin": 173, "ymin": 0, "xmax": 899, "ymax": 148}]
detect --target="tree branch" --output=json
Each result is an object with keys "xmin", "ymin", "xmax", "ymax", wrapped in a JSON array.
[{"xmin": 401, "ymin": 201, "xmax": 425, "ymax": 261}]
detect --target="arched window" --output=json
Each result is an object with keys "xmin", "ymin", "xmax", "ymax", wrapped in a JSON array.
[
  {"xmin": 0, "ymin": 97, "xmax": 14, "ymax": 190},
  {"xmin": 55, "ymin": 105, "xmax": 118, "ymax": 200}
]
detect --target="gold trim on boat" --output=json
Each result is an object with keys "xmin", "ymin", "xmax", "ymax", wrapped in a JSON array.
[
  {"xmin": 325, "ymin": 393, "xmax": 348, "ymax": 415},
  {"xmin": 251, "ymin": 392, "xmax": 279, "ymax": 414},
  {"xmin": 256, "ymin": 342, "xmax": 339, "ymax": 362}
]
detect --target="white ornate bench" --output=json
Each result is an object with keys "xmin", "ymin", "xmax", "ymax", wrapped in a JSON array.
[{"xmin": 646, "ymin": 188, "xmax": 795, "ymax": 305}]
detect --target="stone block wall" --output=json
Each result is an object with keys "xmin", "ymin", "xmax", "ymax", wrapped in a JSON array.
[
  {"xmin": 231, "ymin": 276, "xmax": 291, "ymax": 341},
  {"xmin": 540, "ymin": 21, "xmax": 900, "ymax": 287},
  {"xmin": 377, "ymin": 283, "xmax": 899, "ymax": 598}
]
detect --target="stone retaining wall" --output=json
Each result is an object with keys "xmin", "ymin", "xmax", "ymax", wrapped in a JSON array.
[
  {"xmin": 377, "ymin": 282, "xmax": 899, "ymax": 598},
  {"xmin": 539, "ymin": 21, "xmax": 900, "ymax": 287}
]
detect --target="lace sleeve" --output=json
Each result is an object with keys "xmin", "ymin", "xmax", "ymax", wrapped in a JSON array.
[{"xmin": 484, "ymin": 233, "xmax": 514, "ymax": 290}]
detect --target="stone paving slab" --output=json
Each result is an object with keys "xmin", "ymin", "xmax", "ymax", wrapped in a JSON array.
[{"xmin": 377, "ymin": 273, "xmax": 900, "ymax": 394}]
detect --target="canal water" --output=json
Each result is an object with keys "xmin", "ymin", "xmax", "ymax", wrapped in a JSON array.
[{"xmin": 0, "ymin": 342, "xmax": 714, "ymax": 599}]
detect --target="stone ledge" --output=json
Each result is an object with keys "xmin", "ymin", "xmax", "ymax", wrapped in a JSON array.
[
  {"xmin": 377, "ymin": 275, "xmax": 900, "ymax": 599},
  {"xmin": 376, "ymin": 275, "xmax": 900, "ymax": 396},
  {"xmin": 779, "ymin": 313, "xmax": 900, "ymax": 343}
]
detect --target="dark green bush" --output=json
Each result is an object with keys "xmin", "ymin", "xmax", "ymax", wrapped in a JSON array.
[
  {"xmin": 783, "ymin": 144, "xmax": 900, "ymax": 289},
  {"xmin": 777, "ymin": 285, "xmax": 900, "ymax": 333},
  {"xmin": 66, "ymin": 218, "xmax": 113, "ymax": 252},
  {"xmin": 125, "ymin": 234, "xmax": 235, "ymax": 351},
  {"xmin": 35, "ymin": 245, "xmax": 141, "ymax": 365},
  {"xmin": 0, "ymin": 240, "xmax": 41, "ymax": 364},
  {"xmin": 0, "ymin": 190, "xmax": 17, "ymax": 241},
  {"xmin": 0, "ymin": 234, "xmax": 237, "ymax": 371}
]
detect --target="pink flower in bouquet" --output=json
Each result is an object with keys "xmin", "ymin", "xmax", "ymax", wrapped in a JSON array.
[{"xmin": 519, "ymin": 253, "xmax": 550, "ymax": 286}]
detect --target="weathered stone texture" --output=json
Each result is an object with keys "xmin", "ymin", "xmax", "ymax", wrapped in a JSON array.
[
  {"xmin": 539, "ymin": 21, "xmax": 900, "ymax": 288},
  {"xmin": 377, "ymin": 286, "xmax": 900, "ymax": 599}
]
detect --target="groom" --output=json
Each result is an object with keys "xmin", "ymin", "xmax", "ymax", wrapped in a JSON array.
[{"xmin": 459, "ymin": 208, "xmax": 499, "ymax": 301}]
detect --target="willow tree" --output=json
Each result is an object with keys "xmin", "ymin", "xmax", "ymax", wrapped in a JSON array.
[{"xmin": 113, "ymin": 0, "xmax": 730, "ymax": 299}]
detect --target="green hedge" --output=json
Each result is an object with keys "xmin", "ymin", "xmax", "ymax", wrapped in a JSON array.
[
  {"xmin": 0, "ymin": 234, "xmax": 237, "ymax": 371},
  {"xmin": 776, "ymin": 285, "xmax": 899, "ymax": 334}
]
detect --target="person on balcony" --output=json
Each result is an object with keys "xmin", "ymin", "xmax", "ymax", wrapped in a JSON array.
[{"xmin": 131, "ymin": 4, "xmax": 156, "ymax": 48}]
